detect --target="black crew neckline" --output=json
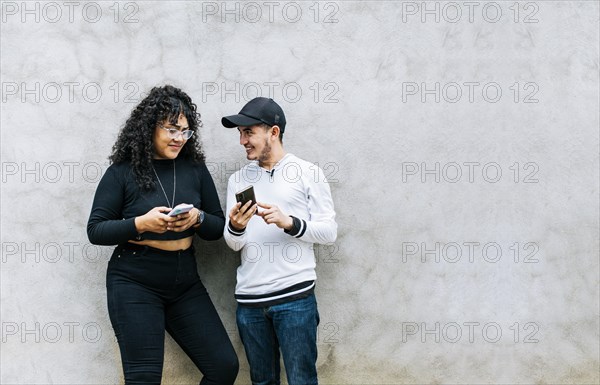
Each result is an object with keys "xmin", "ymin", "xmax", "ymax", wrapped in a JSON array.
[{"xmin": 152, "ymin": 158, "xmax": 177, "ymax": 168}]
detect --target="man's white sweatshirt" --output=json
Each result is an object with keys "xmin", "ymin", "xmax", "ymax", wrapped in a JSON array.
[{"xmin": 224, "ymin": 153, "xmax": 337, "ymax": 306}]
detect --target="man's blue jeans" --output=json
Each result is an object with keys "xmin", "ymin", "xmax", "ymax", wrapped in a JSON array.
[{"xmin": 236, "ymin": 294, "xmax": 320, "ymax": 385}]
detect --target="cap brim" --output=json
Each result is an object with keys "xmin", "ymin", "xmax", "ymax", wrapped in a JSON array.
[{"xmin": 221, "ymin": 114, "xmax": 263, "ymax": 128}]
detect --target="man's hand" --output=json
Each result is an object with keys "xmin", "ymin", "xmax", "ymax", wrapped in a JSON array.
[
  {"xmin": 256, "ymin": 202, "xmax": 293, "ymax": 230},
  {"xmin": 229, "ymin": 200, "xmax": 257, "ymax": 231}
]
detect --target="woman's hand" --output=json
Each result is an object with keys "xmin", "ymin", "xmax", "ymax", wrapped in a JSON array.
[
  {"xmin": 169, "ymin": 207, "xmax": 200, "ymax": 232},
  {"xmin": 135, "ymin": 206, "xmax": 179, "ymax": 234}
]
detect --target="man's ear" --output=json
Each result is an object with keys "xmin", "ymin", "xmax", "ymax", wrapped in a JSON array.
[{"xmin": 270, "ymin": 125, "xmax": 281, "ymax": 140}]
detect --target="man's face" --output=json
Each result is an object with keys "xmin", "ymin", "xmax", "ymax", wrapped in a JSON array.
[{"xmin": 238, "ymin": 124, "xmax": 272, "ymax": 162}]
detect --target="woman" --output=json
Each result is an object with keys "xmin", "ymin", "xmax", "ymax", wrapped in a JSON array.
[{"xmin": 87, "ymin": 85, "xmax": 238, "ymax": 384}]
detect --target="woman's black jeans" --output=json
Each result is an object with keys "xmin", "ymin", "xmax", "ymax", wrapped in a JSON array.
[{"xmin": 106, "ymin": 243, "xmax": 239, "ymax": 385}]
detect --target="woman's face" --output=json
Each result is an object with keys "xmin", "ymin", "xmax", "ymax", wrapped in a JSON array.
[{"xmin": 153, "ymin": 114, "xmax": 190, "ymax": 160}]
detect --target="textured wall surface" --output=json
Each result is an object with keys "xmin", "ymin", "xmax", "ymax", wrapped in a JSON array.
[{"xmin": 1, "ymin": 1, "xmax": 598, "ymax": 384}]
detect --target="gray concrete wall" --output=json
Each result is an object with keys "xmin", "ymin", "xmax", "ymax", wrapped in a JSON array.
[{"xmin": 1, "ymin": 1, "xmax": 598, "ymax": 384}]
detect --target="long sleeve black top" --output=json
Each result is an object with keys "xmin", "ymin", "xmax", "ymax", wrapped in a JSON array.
[{"xmin": 87, "ymin": 157, "xmax": 225, "ymax": 246}]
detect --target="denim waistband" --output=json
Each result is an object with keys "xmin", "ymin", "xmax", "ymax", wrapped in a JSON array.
[{"xmin": 118, "ymin": 242, "xmax": 195, "ymax": 256}]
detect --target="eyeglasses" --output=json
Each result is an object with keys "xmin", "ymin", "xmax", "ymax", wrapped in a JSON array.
[{"xmin": 160, "ymin": 126, "xmax": 194, "ymax": 140}]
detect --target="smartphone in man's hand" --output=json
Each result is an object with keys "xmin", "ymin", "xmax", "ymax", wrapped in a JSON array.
[{"xmin": 235, "ymin": 186, "xmax": 256, "ymax": 209}]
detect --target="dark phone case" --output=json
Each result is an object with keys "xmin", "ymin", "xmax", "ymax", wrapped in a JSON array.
[{"xmin": 235, "ymin": 186, "xmax": 256, "ymax": 207}]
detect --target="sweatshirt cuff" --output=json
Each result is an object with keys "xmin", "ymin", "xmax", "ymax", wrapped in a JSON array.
[
  {"xmin": 284, "ymin": 216, "xmax": 306, "ymax": 238},
  {"xmin": 228, "ymin": 221, "xmax": 246, "ymax": 236}
]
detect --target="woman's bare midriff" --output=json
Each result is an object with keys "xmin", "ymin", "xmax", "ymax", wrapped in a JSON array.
[{"xmin": 128, "ymin": 236, "xmax": 194, "ymax": 251}]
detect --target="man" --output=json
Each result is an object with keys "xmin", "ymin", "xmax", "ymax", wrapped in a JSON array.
[{"xmin": 221, "ymin": 97, "xmax": 337, "ymax": 385}]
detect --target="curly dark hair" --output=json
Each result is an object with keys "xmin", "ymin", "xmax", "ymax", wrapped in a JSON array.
[{"xmin": 109, "ymin": 85, "xmax": 205, "ymax": 190}]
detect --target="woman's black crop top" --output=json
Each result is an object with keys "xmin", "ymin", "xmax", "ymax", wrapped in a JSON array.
[{"xmin": 87, "ymin": 158, "xmax": 225, "ymax": 246}]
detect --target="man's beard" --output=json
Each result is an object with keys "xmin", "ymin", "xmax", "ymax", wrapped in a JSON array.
[{"xmin": 258, "ymin": 139, "xmax": 271, "ymax": 163}]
